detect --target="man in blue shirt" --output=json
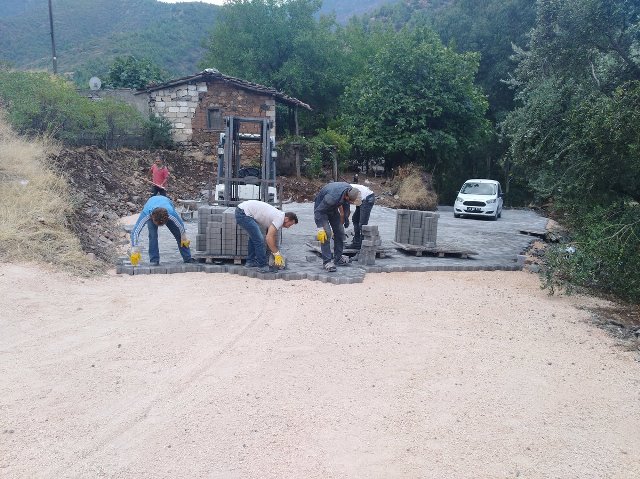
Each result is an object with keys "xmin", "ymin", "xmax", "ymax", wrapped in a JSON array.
[
  {"xmin": 314, "ymin": 182, "xmax": 362, "ymax": 272},
  {"xmin": 129, "ymin": 196, "xmax": 192, "ymax": 266}
]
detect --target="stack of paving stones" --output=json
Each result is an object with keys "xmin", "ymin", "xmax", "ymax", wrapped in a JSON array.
[
  {"xmin": 358, "ymin": 225, "xmax": 381, "ymax": 266},
  {"xmin": 196, "ymin": 206, "xmax": 248, "ymax": 257},
  {"xmin": 395, "ymin": 209, "xmax": 439, "ymax": 247}
]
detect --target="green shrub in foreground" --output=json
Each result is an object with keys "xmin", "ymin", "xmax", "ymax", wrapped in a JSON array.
[{"xmin": 542, "ymin": 204, "xmax": 640, "ymax": 303}]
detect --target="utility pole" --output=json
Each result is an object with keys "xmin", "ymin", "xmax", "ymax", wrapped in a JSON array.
[{"xmin": 48, "ymin": 0, "xmax": 57, "ymax": 74}]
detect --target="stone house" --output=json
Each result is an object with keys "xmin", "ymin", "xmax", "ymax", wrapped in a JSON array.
[{"xmin": 139, "ymin": 68, "xmax": 311, "ymax": 145}]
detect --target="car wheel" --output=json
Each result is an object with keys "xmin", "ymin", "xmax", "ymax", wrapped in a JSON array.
[
  {"xmin": 497, "ymin": 208, "xmax": 502, "ymax": 218},
  {"xmin": 454, "ymin": 213, "xmax": 460, "ymax": 218},
  {"xmin": 491, "ymin": 212, "xmax": 498, "ymax": 221}
]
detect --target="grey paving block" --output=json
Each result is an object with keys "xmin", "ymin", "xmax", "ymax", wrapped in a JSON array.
[
  {"xmin": 226, "ymin": 265, "xmax": 241, "ymax": 275},
  {"xmin": 118, "ymin": 264, "xmax": 134, "ymax": 275},
  {"xmin": 184, "ymin": 263, "xmax": 201, "ymax": 273},
  {"xmin": 149, "ymin": 265, "xmax": 168, "ymax": 274},
  {"xmin": 364, "ymin": 266, "xmax": 383, "ymax": 273},
  {"xmin": 134, "ymin": 266, "xmax": 152, "ymax": 275}
]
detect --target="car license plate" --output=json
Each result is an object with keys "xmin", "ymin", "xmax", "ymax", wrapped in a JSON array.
[{"xmin": 466, "ymin": 207, "xmax": 481, "ymax": 212}]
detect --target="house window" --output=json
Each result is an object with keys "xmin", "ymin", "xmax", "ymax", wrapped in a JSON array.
[{"xmin": 207, "ymin": 108, "xmax": 223, "ymax": 129}]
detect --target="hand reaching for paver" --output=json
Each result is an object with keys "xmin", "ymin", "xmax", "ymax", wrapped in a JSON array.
[
  {"xmin": 180, "ymin": 236, "xmax": 190, "ymax": 248},
  {"xmin": 273, "ymin": 251, "xmax": 285, "ymax": 268},
  {"xmin": 129, "ymin": 247, "xmax": 141, "ymax": 266}
]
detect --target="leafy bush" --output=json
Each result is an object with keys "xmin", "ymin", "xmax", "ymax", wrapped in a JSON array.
[
  {"xmin": 280, "ymin": 130, "xmax": 351, "ymax": 179},
  {"xmin": 0, "ymin": 70, "xmax": 148, "ymax": 148},
  {"xmin": 144, "ymin": 114, "xmax": 174, "ymax": 149},
  {"xmin": 542, "ymin": 204, "xmax": 640, "ymax": 302}
]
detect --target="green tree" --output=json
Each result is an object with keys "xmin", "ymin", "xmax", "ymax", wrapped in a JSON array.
[
  {"xmin": 503, "ymin": 0, "xmax": 640, "ymax": 206},
  {"xmin": 503, "ymin": 0, "xmax": 640, "ymax": 300},
  {"xmin": 339, "ymin": 27, "xmax": 489, "ymax": 181},
  {"xmin": 200, "ymin": 0, "xmax": 346, "ymax": 129},
  {"xmin": 106, "ymin": 55, "xmax": 167, "ymax": 89}
]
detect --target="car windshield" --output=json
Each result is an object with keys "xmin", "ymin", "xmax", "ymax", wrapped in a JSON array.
[{"xmin": 460, "ymin": 182, "xmax": 496, "ymax": 195}]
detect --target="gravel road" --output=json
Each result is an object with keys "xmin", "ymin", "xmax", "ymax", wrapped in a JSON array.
[{"xmin": 1, "ymin": 262, "xmax": 639, "ymax": 478}]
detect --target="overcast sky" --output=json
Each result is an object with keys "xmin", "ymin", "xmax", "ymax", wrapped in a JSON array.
[{"xmin": 157, "ymin": 0, "xmax": 226, "ymax": 5}]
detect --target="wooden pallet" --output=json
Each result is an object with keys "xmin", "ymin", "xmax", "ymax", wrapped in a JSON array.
[
  {"xmin": 391, "ymin": 241, "xmax": 478, "ymax": 258},
  {"xmin": 193, "ymin": 253, "xmax": 245, "ymax": 264},
  {"xmin": 305, "ymin": 242, "xmax": 391, "ymax": 258}
]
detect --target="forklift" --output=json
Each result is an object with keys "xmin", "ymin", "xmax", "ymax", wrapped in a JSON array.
[{"xmin": 212, "ymin": 116, "xmax": 280, "ymax": 206}]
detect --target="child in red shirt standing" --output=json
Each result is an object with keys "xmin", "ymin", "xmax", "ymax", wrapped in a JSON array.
[{"xmin": 149, "ymin": 156, "xmax": 169, "ymax": 196}]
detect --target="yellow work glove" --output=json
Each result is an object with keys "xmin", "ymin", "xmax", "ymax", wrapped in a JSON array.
[
  {"xmin": 316, "ymin": 227, "xmax": 328, "ymax": 244},
  {"xmin": 180, "ymin": 236, "xmax": 190, "ymax": 248},
  {"xmin": 273, "ymin": 251, "xmax": 285, "ymax": 268},
  {"xmin": 129, "ymin": 247, "xmax": 141, "ymax": 266}
]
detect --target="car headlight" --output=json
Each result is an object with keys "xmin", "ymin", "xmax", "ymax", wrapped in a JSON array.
[
  {"xmin": 456, "ymin": 196, "xmax": 463, "ymax": 203},
  {"xmin": 486, "ymin": 198, "xmax": 496, "ymax": 204}
]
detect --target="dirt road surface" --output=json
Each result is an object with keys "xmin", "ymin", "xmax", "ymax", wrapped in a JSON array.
[{"xmin": 1, "ymin": 263, "xmax": 639, "ymax": 478}]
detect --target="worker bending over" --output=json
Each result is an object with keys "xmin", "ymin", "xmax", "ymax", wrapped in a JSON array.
[
  {"xmin": 129, "ymin": 195, "xmax": 192, "ymax": 266},
  {"xmin": 314, "ymin": 182, "xmax": 362, "ymax": 272},
  {"xmin": 235, "ymin": 200, "xmax": 298, "ymax": 273},
  {"xmin": 346, "ymin": 183, "xmax": 376, "ymax": 249}
]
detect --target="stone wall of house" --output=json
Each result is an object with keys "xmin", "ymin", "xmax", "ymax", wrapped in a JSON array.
[{"xmin": 149, "ymin": 80, "xmax": 277, "ymax": 146}]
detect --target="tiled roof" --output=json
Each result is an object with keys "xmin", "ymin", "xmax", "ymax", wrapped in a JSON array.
[{"xmin": 141, "ymin": 68, "xmax": 311, "ymax": 110}]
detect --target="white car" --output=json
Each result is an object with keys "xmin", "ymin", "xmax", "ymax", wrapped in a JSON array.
[{"xmin": 453, "ymin": 179, "xmax": 503, "ymax": 220}]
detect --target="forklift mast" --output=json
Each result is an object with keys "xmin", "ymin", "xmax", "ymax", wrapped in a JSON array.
[{"xmin": 215, "ymin": 116, "xmax": 278, "ymax": 206}]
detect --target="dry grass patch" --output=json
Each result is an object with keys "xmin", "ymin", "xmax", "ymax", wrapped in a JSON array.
[
  {"xmin": 0, "ymin": 113, "xmax": 101, "ymax": 275},
  {"xmin": 393, "ymin": 164, "xmax": 438, "ymax": 210}
]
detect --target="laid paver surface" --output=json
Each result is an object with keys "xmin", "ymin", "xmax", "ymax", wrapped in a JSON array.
[{"xmin": 126, "ymin": 203, "xmax": 548, "ymax": 282}]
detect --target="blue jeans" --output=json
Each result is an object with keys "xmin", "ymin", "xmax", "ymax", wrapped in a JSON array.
[
  {"xmin": 147, "ymin": 220, "xmax": 191, "ymax": 263},
  {"xmin": 320, "ymin": 209, "xmax": 345, "ymax": 264},
  {"xmin": 235, "ymin": 208, "xmax": 268, "ymax": 267},
  {"xmin": 352, "ymin": 194, "xmax": 375, "ymax": 247}
]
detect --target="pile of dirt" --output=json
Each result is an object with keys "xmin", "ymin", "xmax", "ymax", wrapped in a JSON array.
[
  {"xmin": 48, "ymin": 147, "xmax": 211, "ymax": 262},
  {"xmin": 392, "ymin": 165, "xmax": 437, "ymax": 210},
  {"xmin": 278, "ymin": 170, "xmax": 436, "ymax": 210}
]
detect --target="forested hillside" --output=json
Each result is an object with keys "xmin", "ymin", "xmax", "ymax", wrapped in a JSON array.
[
  {"xmin": 0, "ymin": 0, "xmax": 219, "ymax": 84},
  {"xmin": 0, "ymin": 0, "xmax": 401, "ymax": 85},
  {"xmin": 322, "ymin": 0, "xmax": 400, "ymax": 22}
]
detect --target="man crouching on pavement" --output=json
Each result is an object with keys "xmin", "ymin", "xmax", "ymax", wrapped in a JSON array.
[
  {"xmin": 314, "ymin": 182, "xmax": 362, "ymax": 272},
  {"xmin": 129, "ymin": 195, "xmax": 193, "ymax": 266},
  {"xmin": 235, "ymin": 200, "xmax": 298, "ymax": 273}
]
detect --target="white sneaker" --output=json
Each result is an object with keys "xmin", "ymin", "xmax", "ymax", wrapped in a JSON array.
[
  {"xmin": 335, "ymin": 255, "xmax": 351, "ymax": 266},
  {"xmin": 323, "ymin": 261, "xmax": 337, "ymax": 272}
]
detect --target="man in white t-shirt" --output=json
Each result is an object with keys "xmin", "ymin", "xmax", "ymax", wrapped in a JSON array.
[
  {"xmin": 346, "ymin": 183, "xmax": 376, "ymax": 249},
  {"xmin": 235, "ymin": 200, "xmax": 298, "ymax": 272}
]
